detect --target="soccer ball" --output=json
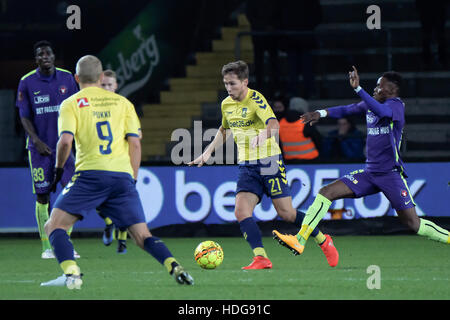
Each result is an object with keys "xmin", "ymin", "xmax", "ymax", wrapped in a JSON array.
[{"xmin": 194, "ymin": 240, "xmax": 224, "ymax": 269}]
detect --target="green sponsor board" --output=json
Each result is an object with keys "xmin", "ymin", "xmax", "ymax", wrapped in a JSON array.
[{"xmin": 97, "ymin": 0, "xmax": 194, "ymax": 99}]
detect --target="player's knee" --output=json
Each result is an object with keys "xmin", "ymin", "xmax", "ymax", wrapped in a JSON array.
[
  {"xmin": 318, "ymin": 185, "xmax": 334, "ymax": 199},
  {"xmin": 133, "ymin": 231, "xmax": 152, "ymax": 249},
  {"xmin": 234, "ymin": 208, "xmax": 251, "ymax": 222}
]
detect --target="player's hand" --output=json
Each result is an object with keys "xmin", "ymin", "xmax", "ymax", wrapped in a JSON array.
[
  {"xmin": 50, "ymin": 167, "xmax": 64, "ymax": 193},
  {"xmin": 349, "ymin": 65, "xmax": 360, "ymax": 89},
  {"xmin": 300, "ymin": 111, "xmax": 321, "ymax": 126},
  {"xmin": 188, "ymin": 152, "xmax": 210, "ymax": 167},
  {"xmin": 251, "ymin": 131, "xmax": 267, "ymax": 149},
  {"xmin": 34, "ymin": 138, "xmax": 52, "ymax": 156}
]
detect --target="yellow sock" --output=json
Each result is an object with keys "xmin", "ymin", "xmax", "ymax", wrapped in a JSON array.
[
  {"xmin": 60, "ymin": 260, "xmax": 80, "ymax": 275},
  {"xmin": 163, "ymin": 257, "xmax": 178, "ymax": 274},
  {"xmin": 314, "ymin": 231, "xmax": 326, "ymax": 245},
  {"xmin": 118, "ymin": 230, "xmax": 127, "ymax": 241},
  {"xmin": 253, "ymin": 247, "xmax": 268, "ymax": 258}
]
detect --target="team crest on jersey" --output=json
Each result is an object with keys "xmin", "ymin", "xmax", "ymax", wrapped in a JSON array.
[
  {"xmin": 59, "ymin": 85, "xmax": 67, "ymax": 95},
  {"xmin": 366, "ymin": 112, "xmax": 377, "ymax": 124},
  {"xmin": 242, "ymin": 107, "xmax": 247, "ymax": 118},
  {"xmin": 77, "ymin": 97, "xmax": 90, "ymax": 108},
  {"xmin": 401, "ymin": 190, "xmax": 408, "ymax": 197}
]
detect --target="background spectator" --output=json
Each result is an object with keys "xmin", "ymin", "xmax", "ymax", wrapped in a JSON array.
[
  {"xmin": 279, "ymin": 97, "xmax": 321, "ymax": 161},
  {"xmin": 321, "ymin": 117, "xmax": 365, "ymax": 161}
]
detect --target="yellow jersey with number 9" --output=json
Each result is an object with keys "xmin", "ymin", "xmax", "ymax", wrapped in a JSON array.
[
  {"xmin": 58, "ymin": 86, "xmax": 140, "ymax": 176},
  {"xmin": 221, "ymin": 88, "xmax": 281, "ymax": 162}
]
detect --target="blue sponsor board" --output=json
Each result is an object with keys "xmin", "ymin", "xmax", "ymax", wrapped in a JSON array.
[{"xmin": 0, "ymin": 163, "xmax": 448, "ymax": 231}]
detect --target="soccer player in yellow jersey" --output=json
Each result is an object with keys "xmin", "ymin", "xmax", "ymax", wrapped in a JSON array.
[
  {"xmin": 189, "ymin": 61, "xmax": 339, "ymax": 269},
  {"xmin": 97, "ymin": 69, "xmax": 137, "ymax": 254},
  {"xmin": 42, "ymin": 55, "xmax": 193, "ymax": 289}
]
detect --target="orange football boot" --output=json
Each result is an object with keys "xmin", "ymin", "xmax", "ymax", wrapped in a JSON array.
[{"xmin": 272, "ymin": 230, "xmax": 304, "ymax": 255}]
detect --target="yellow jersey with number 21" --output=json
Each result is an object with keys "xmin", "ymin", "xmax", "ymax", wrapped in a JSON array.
[{"xmin": 58, "ymin": 86, "xmax": 140, "ymax": 176}]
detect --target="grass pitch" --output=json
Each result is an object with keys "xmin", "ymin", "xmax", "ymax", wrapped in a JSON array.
[{"xmin": 0, "ymin": 235, "xmax": 449, "ymax": 300}]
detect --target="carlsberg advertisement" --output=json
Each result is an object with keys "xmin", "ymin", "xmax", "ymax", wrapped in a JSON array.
[{"xmin": 97, "ymin": 0, "xmax": 194, "ymax": 99}]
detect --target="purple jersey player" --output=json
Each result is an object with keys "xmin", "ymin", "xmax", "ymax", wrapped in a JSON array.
[
  {"xmin": 273, "ymin": 66, "xmax": 449, "ymax": 256},
  {"xmin": 16, "ymin": 40, "xmax": 79, "ymax": 259}
]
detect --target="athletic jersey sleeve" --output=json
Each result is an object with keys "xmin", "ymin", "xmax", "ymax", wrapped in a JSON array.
[
  {"xmin": 16, "ymin": 80, "xmax": 32, "ymax": 118},
  {"xmin": 327, "ymin": 101, "xmax": 367, "ymax": 118},
  {"xmin": 389, "ymin": 99, "xmax": 405, "ymax": 123},
  {"xmin": 253, "ymin": 92, "xmax": 276, "ymax": 125},
  {"xmin": 58, "ymin": 99, "xmax": 77, "ymax": 136},
  {"xmin": 356, "ymin": 88, "xmax": 393, "ymax": 118}
]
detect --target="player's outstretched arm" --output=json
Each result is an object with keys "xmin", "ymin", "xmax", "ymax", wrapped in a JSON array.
[
  {"xmin": 349, "ymin": 66, "xmax": 392, "ymax": 118},
  {"xmin": 188, "ymin": 125, "xmax": 228, "ymax": 167},
  {"xmin": 300, "ymin": 110, "xmax": 326, "ymax": 126}
]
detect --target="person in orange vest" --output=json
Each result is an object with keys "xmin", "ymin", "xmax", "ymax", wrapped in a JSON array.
[{"xmin": 279, "ymin": 97, "xmax": 321, "ymax": 160}]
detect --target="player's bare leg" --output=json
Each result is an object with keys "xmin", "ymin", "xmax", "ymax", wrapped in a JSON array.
[
  {"xmin": 397, "ymin": 207, "xmax": 450, "ymax": 244},
  {"xmin": 272, "ymin": 196, "xmax": 339, "ymax": 266},
  {"xmin": 128, "ymin": 223, "xmax": 194, "ymax": 285},
  {"xmin": 236, "ymin": 192, "xmax": 272, "ymax": 269}
]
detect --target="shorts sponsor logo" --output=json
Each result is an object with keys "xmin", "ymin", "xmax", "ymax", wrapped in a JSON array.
[{"xmin": 35, "ymin": 181, "xmax": 50, "ymax": 188}]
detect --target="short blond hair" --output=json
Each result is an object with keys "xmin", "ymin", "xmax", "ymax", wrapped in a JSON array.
[
  {"xmin": 103, "ymin": 69, "xmax": 116, "ymax": 79},
  {"xmin": 76, "ymin": 55, "xmax": 103, "ymax": 83}
]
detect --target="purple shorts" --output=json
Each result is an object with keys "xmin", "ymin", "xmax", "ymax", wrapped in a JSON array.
[
  {"xmin": 340, "ymin": 169, "xmax": 415, "ymax": 211},
  {"xmin": 28, "ymin": 150, "xmax": 75, "ymax": 194}
]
